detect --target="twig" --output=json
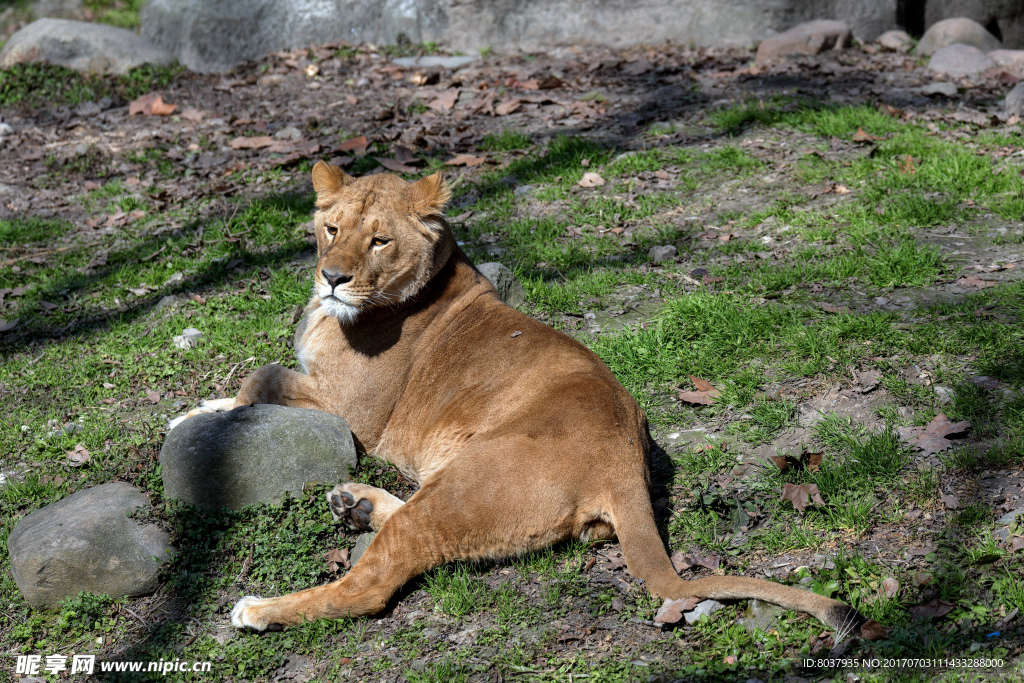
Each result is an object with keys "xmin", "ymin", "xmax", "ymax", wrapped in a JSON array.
[
  {"xmin": 1, "ymin": 242, "xmax": 100, "ymax": 267},
  {"xmin": 223, "ymin": 356, "xmax": 256, "ymax": 386}
]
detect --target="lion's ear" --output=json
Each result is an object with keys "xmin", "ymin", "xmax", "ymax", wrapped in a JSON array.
[
  {"xmin": 409, "ymin": 171, "xmax": 451, "ymax": 216},
  {"xmin": 312, "ymin": 160, "xmax": 350, "ymax": 195}
]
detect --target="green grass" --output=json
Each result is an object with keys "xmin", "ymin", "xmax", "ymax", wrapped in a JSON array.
[{"xmin": 0, "ymin": 62, "xmax": 184, "ymax": 108}]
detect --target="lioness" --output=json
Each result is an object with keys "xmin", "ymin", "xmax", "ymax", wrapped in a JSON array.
[{"xmin": 172, "ymin": 162, "xmax": 881, "ymax": 638}]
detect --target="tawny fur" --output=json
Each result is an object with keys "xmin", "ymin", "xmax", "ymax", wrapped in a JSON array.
[{"xmin": 173, "ymin": 162, "xmax": 881, "ymax": 639}]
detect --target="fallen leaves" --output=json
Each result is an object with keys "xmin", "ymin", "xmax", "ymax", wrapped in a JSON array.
[
  {"xmin": 852, "ymin": 127, "xmax": 882, "ymax": 142},
  {"xmin": 445, "ymin": 154, "xmax": 487, "ymax": 167},
  {"xmin": 939, "ymin": 491, "xmax": 960, "ymax": 509},
  {"xmin": 66, "ymin": 443, "xmax": 90, "ymax": 467},
  {"xmin": 230, "ymin": 135, "xmax": 275, "ymax": 150},
  {"xmin": 653, "ymin": 596, "xmax": 700, "ymax": 625},
  {"xmin": 677, "ymin": 376, "xmax": 721, "ymax": 405},
  {"xmin": 770, "ymin": 447, "xmax": 823, "ymax": 474},
  {"xmin": 578, "ymin": 172, "xmax": 606, "ymax": 188},
  {"xmin": 325, "ymin": 547, "xmax": 350, "ymax": 572},
  {"xmin": 956, "ymin": 275, "xmax": 999, "ymax": 289},
  {"xmin": 880, "ymin": 577, "xmax": 899, "ymax": 599},
  {"xmin": 427, "ymin": 88, "xmax": 460, "ymax": 112},
  {"xmin": 910, "ymin": 598, "xmax": 954, "ymax": 623},
  {"xmin": 670, "ymin": 551, "xmax": 720, "ymax": 572},
  {"xmin": 336, "ymin": 135, "xmax": 369, "ymax": 155},
  {"xmin": 129, "ymin": 93, "xmax": 177, "ymax": 116},
  {"xmin": 374, "ymin": 157, "xmax": 419, "ymax": 174},
  {"xmin": 899, "ymin": 154, "xmax": 916, "ymax": 175},
  {"xmin": 898, "ymin": 413, "xmax": 970, "ymax": 454},
  {"xmin": 780, "ymin": 482, "xmax": 825, "ymax": 513},
  {"xmin": 145, "ymin": 389, "xmax": 161, "ymax": 405}
]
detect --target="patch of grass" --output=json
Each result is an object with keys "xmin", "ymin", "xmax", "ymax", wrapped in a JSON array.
[
  {"xmin": 423, "ymin": 564, "xmax": 488, "ymax": 617},
  {"xmin": 480, "ymin": 129, "xmax": 532, "ymax": 151},
  {"xmin": 0, "ymin": 62, "xmax": 185, "ymax": 108}
]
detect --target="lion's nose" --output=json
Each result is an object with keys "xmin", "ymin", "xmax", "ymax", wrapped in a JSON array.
[{"xmin": 322, "ymin": 269, "xmax": 352, "ymax": 289}]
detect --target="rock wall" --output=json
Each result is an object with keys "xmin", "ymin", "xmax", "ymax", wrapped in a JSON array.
[{"xmin": 140, "ymin": 0, "xmax": 898, "ymax": 73}]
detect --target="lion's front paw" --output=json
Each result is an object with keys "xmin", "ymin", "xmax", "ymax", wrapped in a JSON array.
[
  {"xmin": 167, "ymin": 397, "xmax": 238, "ymax": 431},
  {"xmin": 326, "ymin": 483, "xmax": 404, "ymax": 531},
  {"xmin": 231, "ymin": 596, "xmax": 283, "ymax": 632}
]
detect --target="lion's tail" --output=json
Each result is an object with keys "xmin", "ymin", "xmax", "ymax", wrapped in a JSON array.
[{"xmin": 607, "ymin": 480, "xmax": 882, "ymax": 638}]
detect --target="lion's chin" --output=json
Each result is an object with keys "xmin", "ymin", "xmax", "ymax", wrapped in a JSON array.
[{"xmin": 320, "ymin": 296, "xmax": 360, "ymax": 324}]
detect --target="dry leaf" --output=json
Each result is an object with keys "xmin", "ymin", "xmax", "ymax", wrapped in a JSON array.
[
  {"xmin": 445, "ymin": 154, "xmax": 487, "ymax": 167},
  {"xmin": 325, "ymin": 547, "xmax": 350, "ymax": 571},
  {"xmin": 898, "ymin": 413, "xmax": 970, "ymax": 454},
  {"xmin": 230, "ymin": 136, "xmax": 275, "ymax": 150},
  {"xmin": 129, "ymin": 93, "xmax": 177, "ymax": 116},
  {"xmin": 495, "ymin": 98, "xmax": 522, "ymax": 116},
  {"xmin": 910, "ymin": 599, "xmax": 954, "ymax": 623},
  {"xmin": 336, "ymin": 135, "xmax": 369, "ymax": 155},
  {"xmin": 881, "ymin": 577, "xmax": 899, "ymax": 599},
  {"xmin": 66, "ymin": 443, "xmax": 90, "ymax": 467},
  {"xmin": 899, "ymin": 154, "xmax": 916, "ymax": 175},
  {"xmin": 852, "ymin": 127, "xmax": 882, "ymax": 142},
  {"xmin": 939, "ymin": 492, "xmax": 960, "ymax": 509},
  {"xmin": 374, "ymin": 157, "xmax": 419, "ymax": 174},
  {"xmin": 653, "ymin": 596, "xmax": 700, "ymax": 625},
  {"xmin": 428, "ymin": 88, "xmax": 460, "ymax": 112},
  {"xmin": 815, "ymin": 301, "xmax": 852, "ymax": 314},
  {"xmin": 1010, "ymin": 536, "xmax": 1024, "ymax": 553},
  {"xmin": 180, "ymin": 108, "xmax": 205, "ymax": 122},
  {"xmin": 860, "ymin": 619, "xmax": 890, "ymax": 640},
  {"xmin": 780, "ymin": 482, "xmax": 825, "ymax": 513},
  {"xmin": 145, "ymin": 389, "xmax": 161, "ymax": 404},
  {"xmin": 770, "ymin": 448, "xmax": 823, "ymax": 474},
  {"xmin": 677, "ymin": 375, "xmax": 721, "ymax": 405},
  {"xmin": 670, "ymin": 551, "xmax": 719, "ymax": 572},
  {"xmin": 957, "ymin": 276, "xmax": 998, "ymax": 289}
]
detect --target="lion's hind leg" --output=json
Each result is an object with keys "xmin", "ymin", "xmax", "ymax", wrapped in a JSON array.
[{"xmin": 327, "ymin": 483, "xmax": 405, "ymax": 531}]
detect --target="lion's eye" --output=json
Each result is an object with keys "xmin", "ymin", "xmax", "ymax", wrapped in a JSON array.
[
  {"xmin": 371, "ymin": 236, "xmax": 390, "ymax": 247},
  {"xmin": 326, "ymin": 224, "xmax": 338, "ymax": 236}
]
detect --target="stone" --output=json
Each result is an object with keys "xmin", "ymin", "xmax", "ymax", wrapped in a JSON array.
[
  {"xmin": 684, "ymin": 598, "xmax": 725, "ymax": 624},
  {"xmin": 7, "ymin": 482, "xmax": 173, "ymax": 609},
  {"xmin": 928, "ymin": 43, "xmax": 998, "ymax": 75},
  {"xmin": 273, "ymin": 126, "xmax": 302, "ymax": 141},
  {"xmin": 161, "ymin": 404, "xmax": 357, "ymax": 510},
  {"xmin": 925, "ymin": 0, "xmax": 1024, "ymax": 50},
  {"xmin": 648, "ymin": 245, "xmax": 678, "ymax": 263},
  {"xmin": 391, "ymin": 55, "xmax": 475, "ymax": 69},
  {"xmin": 877, "ymin": 29, "xmax": 913, "ymax": 52},
  {"xmin": 0, "ymin": 18, "xmax": 173, "ymax": 75},
  {"xmin": 796, "ymin": 402, "xmax": 824, "ymax": 427},
  {"xmin": 755, "ymin": 20, "xmax": 852, "ymax": 64},
  {"xmin": 933, "ymin": 385, "xmax": 955, "ymax": 404},
  {"xmin": 919, "ymin": 81, "xmax": 959, "ymax": 97},
  {"xmin": 916, "ymin": 18, "xmax": 1001, "ymax": 56},
  {"xmin": 738, "ymin": 599, "xmax": 785, "ymax": 633},
  {"xmin": 997, "ymin": 507, "xmax": 1024, "ymax": 526},
  {"xmin": 172, "ymin": 327, "xmax": 204, "ymax": 350},
  {"xmin": 476, "ymin": 262, "xmax": 526, "ymax": 307},
  {"xmin": 139, "ymin": 0, "xmax": 898, "ymax": 73},
  {"xmin": 154, "ymin": 295, "xmax": 181, "ymax": 312},
  {"xmin": 350, "ymin": 532, "xmax": 376, "ymax": 566},
  {"xmin": 990, "ymin": 49, "xmax": 1024, "ymax": 76}
]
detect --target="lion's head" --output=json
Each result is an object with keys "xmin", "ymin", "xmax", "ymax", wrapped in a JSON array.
[{"xmin": 310, "ymin": 161, "xmax": 453, "ymax": 324}]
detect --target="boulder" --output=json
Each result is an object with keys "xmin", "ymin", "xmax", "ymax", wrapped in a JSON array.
[
  {"xmin": 648, "ymin": 245, "xmax": 678, "ymax": 263},
  {"xmin": 989, "ymin": 49, "xmax": 1024, "ymax": 76},
  {"xmin": 7, "ymin": 482, "xmax": 173, "ymax": 609},
  {"xmin": 928, "ymin": 43, "xmax": 997, "ymax": 75},
  {"xmin": 1005, "ymin": 83, "xmax": 1024, "ymax": 116},
  {"xmin": 916, "ymin": 17, "xmax": 1001, "ymax": 56},
  {"xmin": 139, "ymin": 0, "xmax": 898, "ymax": 73},
  {"xmin": 755, "ymin": 20, "xmax": 852, "ymax": 64},
  {"xmin": 0, "ymin": 18, "xmax": 174, "ymax": 75},
  {"xmin": 161, "ymin": 404, "xmax": 356, "ymax": 510},
  {"xmin": 476, "ymin": 262, "xmax": 526, "ymax": 307},
  {"xmin": 919, "ymin": 81, "xmax": 959, "ymax": 97},
  {"xmin": 925, "ymin": 0, "xmax": 1024, "ymax": 49},
  {"xmin": 877, "ymin": 29, "xmax": 913, "ymax": 52}
]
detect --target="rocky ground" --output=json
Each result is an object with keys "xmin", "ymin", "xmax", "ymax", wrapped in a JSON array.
[{"xmin": 2, "ymin": 33, "xmax": 1024, "ymax": 683}]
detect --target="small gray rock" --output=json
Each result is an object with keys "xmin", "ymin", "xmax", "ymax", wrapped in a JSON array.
[
  {"xmin": 350, "ymin": 532, "xmax": 376, "ymax": 566},
  {"xmin": 155, "ymin": 295, "xmax": 182, "ymax": 312},
  {"xmin": 997, "ymin": 507, "xmax": 1024, "ymax": 526},
  {"xmin": 172, "ymin": 327, "xmax": 204, "ymax": 350},
  {"xmin": 928, "ymin": 43, "xmax": 997, "ymax": 76},
  {"xmin": 684, "ymin": 598, "xmax": 725, "ymax": 624},
  {"xmin": 877, "ymin": 29, "xmax": 913, "ymax": 52},
  {"xmin": 163, "ymin": 272, "xmax": 184, "ymax": 287},
  {"xmin": 916, "ymin": 18, "xmax": 1001, "ymax": 56},
  {"xmin": 513, "ymin": 184, "xmax": 534, "ymax": 197},
  {"xmin": 755, "ymin": 20, "xmax": 851, "ymax": 64},
  {"xmin": 161, "ymin": 404, "xmax": 357, "ymax": 509},
  {"xmin": 738, "ymin": 599, "xmax": 784, "ymax": 633},
  {"xmin": 7, "ymin": 482, "xmax": 173, "ymax": 609},
  {"xmin": 273, "ymin": 126, "xmax": 302, "ymax": 141},
  {"xmin": 391, "ymin": 55, "xmax": 475, "ymax": 69},
  {"xmin": 648, "ymin": 245, "xmax": 678, "ymax": 263},
  {"xmin": 0, "ymin": 18, "xmax": 174, "ymax": 75},
  {"xmin": 919, "ymin": 81, "xmax": 959, "ymax": 97},
  {"xmin": 989, "ymin": 49, "xmax": 1024, "ymax": 77},
  {"xmin": 796, "ymin": 403, "xmax": 823, "ymax": 427},
  {"xmin": 73, "ymin": 101, "xmax": 102, "ymax": 117},
  {"xmin": 933, "ymin": 385, "xmax": 955, "ymax": 404},
  {"xmin": 476, "ymin": 262, "xmax": 526, "ymax": 307}
]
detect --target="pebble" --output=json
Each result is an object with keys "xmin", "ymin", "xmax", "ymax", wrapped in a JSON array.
[
  {"xmin": 172, "ymin": 327, "xmax": 204, "ymax": 350},
  {"xmin": 648, "ymin": 245, "xmax": 677, "ymax": 263}
]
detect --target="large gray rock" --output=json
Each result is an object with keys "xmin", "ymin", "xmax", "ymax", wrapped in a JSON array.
[
  {"xmin": 916, "ymin": 17, "xmax": 1001, "ymax": 56},
  {"xmin": 0, "ymin": 18, "xmax": 173, "ymax": 74},
  {"xmin": 925, "ymin": 0, "xmax": 1024, "ymax": 49},
  {"xmin": 161, "ymin": 404, "xmax": 356, "ymax": 509},
  {"xmin": 756, "ymin": 19, "xmax": 852, "ymax": 64},
  {"xmin": 928, "ymin": 43, "xmax": 998, "ymax": 75},
  {"xmin": 877, "ymin": 29, "xmax": 913, "ymax": 52},
  {"xmin": 7, "ymin": 482, "xmax": 173, "ymax": 609},
  {"xmin": 139, "ymin": 0, "xmax": 898, "ymax": 73},
  {"xmin": 477, "ymin": 262, "xmax": 526, "ymax": 307}
]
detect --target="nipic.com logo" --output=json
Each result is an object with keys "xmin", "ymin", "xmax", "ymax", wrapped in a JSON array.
[{"xmin": 15, "ymin": 654, "xmax": 213, "ymax": 676}]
